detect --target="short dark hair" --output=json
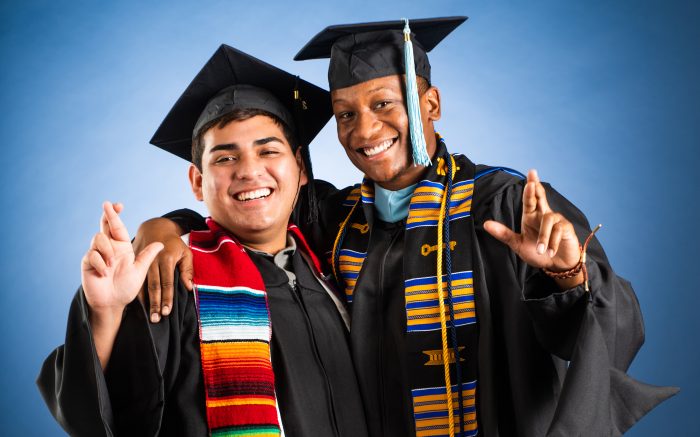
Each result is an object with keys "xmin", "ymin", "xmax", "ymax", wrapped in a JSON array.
[
  {"xmin": 417, "ymin": 76, "xmax": 430, "ymax": 96},
  {"xmin": 191, "ymin": 108, "xmax": 298, "ymax": 171}
]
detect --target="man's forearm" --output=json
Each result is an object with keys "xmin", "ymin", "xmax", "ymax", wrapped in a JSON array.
[{"xmin": 88, "ymin": 306, "xmax": 124, "ymax": 370}]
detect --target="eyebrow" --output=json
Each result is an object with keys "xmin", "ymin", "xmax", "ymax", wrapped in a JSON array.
[
  {"xmin": 367, "ymin": 86, "xmax": 393, "ymax": 94},
  {"xmin": 208, "ymin": 136, "xmax": 286, "ymax": 153},
  {"xmin": 332, "ymin": 86, "xmax": 396, "ymax": 105}
]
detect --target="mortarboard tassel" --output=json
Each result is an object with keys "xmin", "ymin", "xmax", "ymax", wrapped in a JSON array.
[
  {"xmin": 293, "ymin": 78, "xmax": 319, "ymax": 223},
  {"xmin": 403, "ymin": 18, "xmax": 432, "ymax": 167}
]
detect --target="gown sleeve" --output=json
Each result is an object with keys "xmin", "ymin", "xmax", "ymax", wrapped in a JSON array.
[
  {"xmin": 476, "ymin": 176, "xmax": 678, "ymax": 435},
  {"xmin": 486, "ymin": 181, "xmax": 642, "ymax": 363},
  {"xmin": 36, "ymin": 276, "xmax": 193, "ymax": 437},
  {"xmin": 162, "ymin": 208, "xmax": 207, "ymax": 233}
]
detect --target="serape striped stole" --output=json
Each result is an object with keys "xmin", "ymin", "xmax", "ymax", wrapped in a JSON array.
[{"xmin": 190, "ymin": 219, "xmax": 280, "ymax": 437}]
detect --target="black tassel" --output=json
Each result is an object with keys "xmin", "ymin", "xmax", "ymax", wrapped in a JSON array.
[{"xmin": 293, "ymin": 76, "xmax": 318, "ymax": 224}]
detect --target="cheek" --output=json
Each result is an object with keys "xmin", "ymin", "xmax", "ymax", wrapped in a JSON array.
[
  {"xmin": 336, "ymin": 123, "xmax": 352, "ymax": 147},
  {"xmin": 271, "ymin": 161, "xmax": 299, "ymax": 187},
  {"xmin": 389, "ymin": 109, "xmax": 409, "ymax": 131},
  {"xmin": 203, "ymin": 172, "xmax": 229, "ymax": 196}
]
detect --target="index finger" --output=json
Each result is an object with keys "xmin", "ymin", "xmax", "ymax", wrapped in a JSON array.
[
  {"xmin": 523, "ymin": 170, "xmax": 538, "ymax": 215},
  {"xmin": 102, "ymin": 201, "xmax": 130, "ymax": 242},
  {"xmin": 528, "ymin": 169, "xmax": 551, "ymax": 214},
  {"xmin": 99, "ymin": 202, "xmax": 123, "ymax": 235}
]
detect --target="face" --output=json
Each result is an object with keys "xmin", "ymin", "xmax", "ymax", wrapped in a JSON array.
[
  {"xmin": 189, "ymin": 115, "xmax": 306, "ymax": 252},
  {"xmin": 331, "ymin": 75, "xmax": 441, "ymax": 190}
]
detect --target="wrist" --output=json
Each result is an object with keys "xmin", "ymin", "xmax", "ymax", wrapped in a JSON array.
[
  {"xmin": 552, "ymin": 270, "xmax": 585, "ymax": 290},
  {"xmin": 542, "ymin": 224, "xmax": 603, "ymax": 292},
  {"xmin": 138, "ymin": 217, "xmax": 184, "ymax": 238},
  {"xmin": 89, "ymin": 306, "xmax": 125, "ymax": 329}
]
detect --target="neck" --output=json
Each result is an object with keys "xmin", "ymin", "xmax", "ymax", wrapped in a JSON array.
[
  {"xmin": 375, "ymin": 165, "xmax": 429, "ymax": 190},
  {"xmin": 376, "ymin": 133, "xmax": 439, "ymax": 190},
  {"xmin": 234, "ymin": 229, "xmax": 289, "ymax": 255}
]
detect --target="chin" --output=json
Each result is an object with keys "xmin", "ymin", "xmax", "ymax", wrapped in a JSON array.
[{"xmin": 371, "ymin": 165, "xmax": 409, "ymax": 184}]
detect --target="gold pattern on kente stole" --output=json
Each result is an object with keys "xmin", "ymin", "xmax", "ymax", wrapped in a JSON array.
[
  {"xmin": 436, "ymin": 156, "xmax": 460, "ymax": 176},
  {"xmin": 423, "ymin": 347, "xmax": 465, "ymax": 366},
  {"xmin": 351, "ymin": 223, "xmax": 369, "ymax": 234},
  {"xmin": 421, "ymin": 241, "xmax": 457, "ymax": 256},
  {"xmin": 412, "ymin": 381, "xmax": 478, "ymax": 437},
  {"xmin": 340, "ymin": 186, "xmax": 361, "ymax": 207},
  {"xmin": 406, "ymin": 167, "xmax": 473, "ymax": 230}
]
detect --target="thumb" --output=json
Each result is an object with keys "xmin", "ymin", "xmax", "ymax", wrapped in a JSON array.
[
  {"xmin": 177, "ymin": 247, "xmax": 195, "ymax": 291},
  {"xmin": 133, "ymin": 242, "xmax": 165, "ymax": 276},
  {"xmin": 483, "ymin": 220, "xmax": 520, "ymax": 252}
]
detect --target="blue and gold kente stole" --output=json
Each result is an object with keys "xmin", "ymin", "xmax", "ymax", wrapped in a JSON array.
[{"xmin": 332, "ymin": 137, "xmax": 479, "ymax": 437}]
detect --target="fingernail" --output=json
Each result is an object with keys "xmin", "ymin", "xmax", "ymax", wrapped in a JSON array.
[
  {"xmin": 161, "ymin": 306, "xmax": 170, "ymax": 316},
  {"xmin": 151, "ymin": 313, "xmax": 160, "ymax": 323},
  {"xmin": 548, "ymin": 249, "xmax": 555, "ymax": 257},
  {"xmin": 537, "ymin": 243, "xmax": 545, "ymax": 254}
]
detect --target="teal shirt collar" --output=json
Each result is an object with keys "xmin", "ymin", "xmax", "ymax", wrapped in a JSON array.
[{"xmin": 373, "ymin": 183, "xmax": 417, "ymax": 223}]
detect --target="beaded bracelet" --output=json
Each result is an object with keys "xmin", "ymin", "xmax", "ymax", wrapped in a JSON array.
[
  {"xmin": 541, "ymin": 224, "xmax": 602, "ymax": 291},
  {"xmin": 541, "ymin": 257, "xmax": 584, "ymax": 279}
]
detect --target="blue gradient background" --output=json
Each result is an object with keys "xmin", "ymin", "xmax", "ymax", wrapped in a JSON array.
[{"xmin": 1, "ymin": 1, "xmax": 697, "ymax": 435}]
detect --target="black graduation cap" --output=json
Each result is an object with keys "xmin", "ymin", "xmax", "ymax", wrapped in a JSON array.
[
  {"xmin": 294, "ymin": 16, "xmax": 467, "ymax": 91},
  {"xmin": 150, "ymin": 44, "xmax": 332, "ymax": 162},
  {"xmin": 150, "ymin": 44, "xmax": 332, "ymax": 223}
]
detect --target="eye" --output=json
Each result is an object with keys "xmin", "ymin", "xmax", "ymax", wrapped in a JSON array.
[
  {"xmin": 336, "ymin": 111, "xmax": 355, "ymax": 120},
  {"xmin": 214, "ymin": 155, "xmax": 237, "ymax": 164},
  {"xmin": 374, "ymin": 100, "xmax": 392, "ymax": 110},
  {"xmin": 260, "ymin": 149, "xmax": 280, "ymax": 157}
]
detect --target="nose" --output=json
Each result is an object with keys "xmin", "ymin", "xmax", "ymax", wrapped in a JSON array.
[
  {"xmin": 234, "ymin": 154, "xmax": 263, "ymax": 180},
  {"xmin": 353, "ymin": 110, "xmax": 381, "ymax": 143}
]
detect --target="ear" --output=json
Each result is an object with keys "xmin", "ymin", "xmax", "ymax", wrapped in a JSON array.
[
  {"xmin": 421, "ymin": 85, "xmax": 441, "ymax": 122},
  {"xmin": 188, "ymin": 164, "xmax": 204, "ymax": 201},
  {"xmin": 295, "ymin": 147, "xmax": 309, "ymax": 187}
]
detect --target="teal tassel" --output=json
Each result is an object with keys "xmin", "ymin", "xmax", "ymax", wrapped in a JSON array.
[{"xmin": 403, "ymin": 18, "xmax": 431, "ymax": 167}]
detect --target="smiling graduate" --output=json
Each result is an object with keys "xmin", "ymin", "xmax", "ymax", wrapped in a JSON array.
[{"xmin": 37, "ymin": 45, "xmax": 368, "ymax": 437}]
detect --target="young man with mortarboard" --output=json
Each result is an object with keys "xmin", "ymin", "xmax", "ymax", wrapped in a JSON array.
[
  {"xmin": 37, "ymin": 45, "xmax": 369, "ymax": 437},
  {"xmin": 136, "ymin": 17, "xmax": 677, "ymax": 437}
]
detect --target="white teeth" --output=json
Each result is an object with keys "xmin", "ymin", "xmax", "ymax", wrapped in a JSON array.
[
  {"xmin": 235, "ymin": 188, "xmax": 271, "ymax": 201},
  {"xmin": 362, "ymin": 139, "xmax": 393, "ymax": 156}
]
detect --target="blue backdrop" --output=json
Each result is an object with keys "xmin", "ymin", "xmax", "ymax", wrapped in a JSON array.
[{"xmin": 1, "ymin": 1, "xmax": 697, "ymax": 435}]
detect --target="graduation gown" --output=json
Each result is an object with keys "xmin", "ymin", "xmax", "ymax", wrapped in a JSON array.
[
  {"xmin": 301, "ymin": 159, "xmax": 677, "ymax": 436},
  {"xmin": 140, "ymin": 156, "xmax": 678, "ymax": 436},
  {"xmin": 37, "ymin": 246, "xmax": 368, "ymax": 437}
]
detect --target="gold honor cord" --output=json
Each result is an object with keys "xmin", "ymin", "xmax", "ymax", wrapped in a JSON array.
[
  {"xmin": 332, "ymin": 199, "xmax": 360, "ymax": 282},
  {"xmin": 435, "ymin": 155, "xmax": 459, "ymax": 437}
]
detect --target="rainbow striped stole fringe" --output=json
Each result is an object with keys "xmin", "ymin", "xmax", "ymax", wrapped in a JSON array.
[
  {"xmin": 332, "ymin": 136, "xmax": 480, "ymax": 437},
  {"xmin": 190, "ymin": 219, "xmax": 281, "ymax": 437}
]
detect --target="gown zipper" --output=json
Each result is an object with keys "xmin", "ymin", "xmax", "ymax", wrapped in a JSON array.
[
  {"xmin": 289, "ymin": 279, "xmax": 341, "ymax": 437},
  {"xmin": 377, "ymin": 227, "xmax": 403, "ymax": 435}
]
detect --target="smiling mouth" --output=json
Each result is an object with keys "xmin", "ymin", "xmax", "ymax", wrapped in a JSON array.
[
  {"xmin": 234, "ymin": 187, "xmax": 272, "ymax": 201},
  {"xmin": 359, "ymin": 138, "xmax": 396, "ymax": 157}
]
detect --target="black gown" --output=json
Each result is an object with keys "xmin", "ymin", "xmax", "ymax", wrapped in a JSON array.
[
  {"xmin": 98, "ymin": 164, "xmax": 678, "ymax": 436},
  {"xmin": 302, "ymin": 167, "xmax": 678, "ymax": 436},
  {"xmin": 37, "ymin": 244, "xmax": 368, "ymax": 437}
]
